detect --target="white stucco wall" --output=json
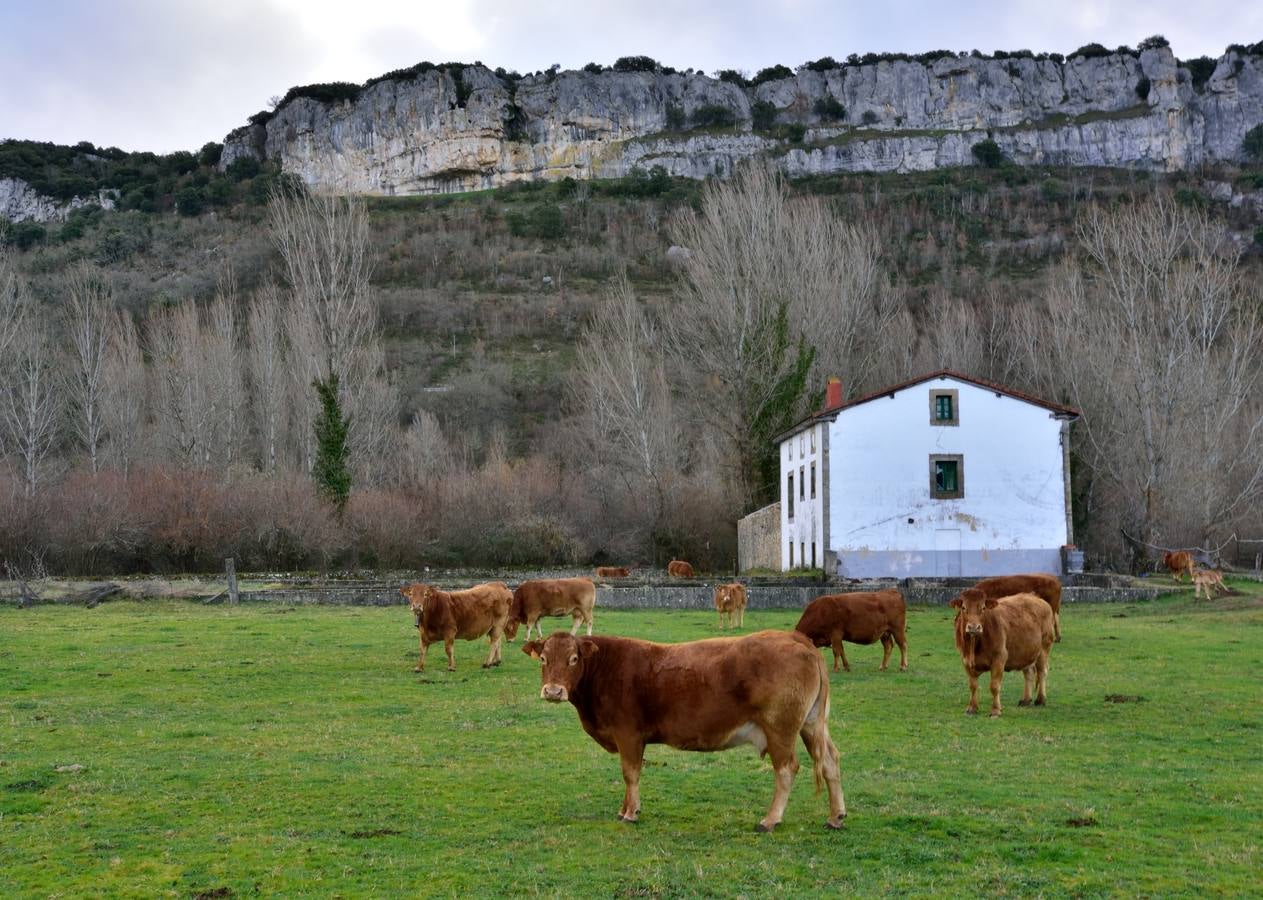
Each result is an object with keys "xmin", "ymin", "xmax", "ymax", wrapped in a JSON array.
[
  {"xmin": 779, "ymin": 422, "xmax": 826, "ymax": 570},
  {"xmin": 825, "ymin": 377, "xmax": 1070, "ymax": 577}
]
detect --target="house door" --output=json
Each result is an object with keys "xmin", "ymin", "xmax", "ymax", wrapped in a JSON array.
[{"xmin": 935, "ymin": 529, "xmax": 962, "ymax": 577}]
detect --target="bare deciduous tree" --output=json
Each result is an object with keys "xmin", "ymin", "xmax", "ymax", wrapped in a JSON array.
[
  {"xmin": 666, "ymin": 164, "xmax": 897, "ymax": 505},
  {"xmin": 1041, "ymin": 198, "xmax": 1263, "ymax": 564},
  {"xmin": 247, "ymin": 283, "xmax": 287, "ymax": 473},
  {"xmin": 3, "ymin": 310, "xmax": 60, "ymax": 494},
  {"xmin": 101, "ymin": 310, "xmax": 145, "ymax": 475},
  {"xmin": 63, "ymin": 265, "xmax": 112, "ymax": 472}
]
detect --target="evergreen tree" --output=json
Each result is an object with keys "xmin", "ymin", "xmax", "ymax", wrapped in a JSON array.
[{"xmin": 312, "ymin": 374, "xmax": 351, "ymax": 510}]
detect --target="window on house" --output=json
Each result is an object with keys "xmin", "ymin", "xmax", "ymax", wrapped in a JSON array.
[
  {"xmin": 789, "ymin": 542, "xmax": 794, "ymax": 567},
  {"xmin": 930, "ymin": 389, "xmax": 959, "ymax": 426},
  {"xmin": 810, "ymin": 429, "xmax": 816, "ymax": 452},
  {"xmin": 787, "ymin": 474, "xmax": 795, "ymax": 519},
  {"xmin": 810, "ymin": 462, "xmax": 816, "ymax": 499},
  {"xmin": 801, "ymin": 542, "xmax": 806, "ymax": 567},
  {"xmin": 811, "ymin": 542, "xmax": 817, "ymax": 568},
  {"xmin": 799, "ymin": 434, "xmax": 805, "ymax": 455},
  {"xmin": 799, "ymin": 466, "xmax": 805, "ymax": 500},
  {"xmin": 930, "ymin": 454, "xmax": 964, "ymax": 500}
]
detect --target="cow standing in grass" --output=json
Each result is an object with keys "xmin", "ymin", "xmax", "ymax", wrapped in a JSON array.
[
  {"xmin": 667, "ymin": 560, "xmax": 695, "ymax": 578},
  {"xmin": 523, "ymin": 630, "xmax": 847, "ymax": 832},
  {"xmin": 970, "ymin": 573, "xmax": 1063, "ymax": 642},
  {"xmin": 794, "ymin": 589, "xmax": 908, "ymax": 672},
  {"xmin": 400, "ymin": 582, "xmax": 512, "ymax": 672},
  {"xmin": 949, "ymin": 589, "xmax": 1054, "ymax": 717},
  {"xmin": 1163, "ymin": 551, "xmax": 1195, "ymax": 582},
  {"xmin": 714, "ymin": 583, "xmax": 747, "ymax": 629},
  {"xmin": 505, "ymin": 578, "xmax": 597, "ymax": 641}
]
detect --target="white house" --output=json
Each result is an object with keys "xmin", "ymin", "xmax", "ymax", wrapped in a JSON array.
[{"xmin": 776, "ymin": 371, "xmax": 1079, "ymax": 577}]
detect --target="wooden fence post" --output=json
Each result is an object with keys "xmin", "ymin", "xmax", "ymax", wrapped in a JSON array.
[{"xmin": 226, "ymin": 557, "xmax": 239, "ymax": 605}]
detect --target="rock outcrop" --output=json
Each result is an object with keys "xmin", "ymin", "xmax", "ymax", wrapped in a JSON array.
[
  {"xmin": 220, "ymin": 47, "xmax": 1263, "ymax": 194},
  {"xmin": 0, "ymin": 177, "xmax": 117, "ymax": 223}
]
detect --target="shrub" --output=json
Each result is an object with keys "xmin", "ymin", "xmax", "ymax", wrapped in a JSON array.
[
  {"xmin": 813, "ymin": 96, "xmax": 845, "ymax": 121},
  {"xmin": 971, "ymin": 139, "xmax": 1003, "ymax": 168},
  {"xmin": 175, "ymin": 186, "xmax": 205, "ymax": 216},
  {"xmin": 1138, "ymin": 35, "xmax": 1170, "ymax": 52},
  {"xmin": 1070, "ymin": 43, "xmax": 1111, "ymax": 60},
  {"xmin": 582, "ymin": 62, "xmax": 604, "ymax": 74},
  {"xmin": 751, "ymin": 64, "xmax": 794, "ymax": 86},
  {"xmin": 507, "ymin": 204, "xmax": 566, "ymax": 240},
  {"xmin": 1182, "ymin": 56, "xmax": 1217, "ymax": 92},
  {"xmin": 665, "ymin": 104, "xmax": 686, "ymax": 131},
  {"xmin": 803, "ymin": 57, "xmax": 839, "ymax": 72},
  {"xmin": 861, "ymin": 110, "xmax": 879, "ymax": 125},
  {"xmin": 5, "ymin": 221, "xmax": 46, "ymax": 250},
  {"xmin": 1244, "ymin": 124, "xmax": 1263, "ymax": 161},
  {"xmin": 750, "ymin": 100, "xmax": 777, "ymax": 131},
  {"xmin": 613, "ymin": 56, "xmax": 658, "ymax": 73},
  {"xmin": 690, "ymin": 104, "xmax": 737, "ymax": 128},
  {"xmin": 1136, "ymin": 76, "xmax": 1151, "ymax": 101},
  {"xmin": 779, "ymin": 123, "xmax": 807, "ymax": 143},
  {"xmin": 226, "ymin": 156, "xmax": 261, "ymax": 181},
  {"xmin": 716, "ymin": 69, "xmax": 749, "ymax": 86},
  {"xmin": 1255, "ymin": 225, "xmax": 1263, "ymax": 246},
  {"xmin": 198, "ymin": 142, "xmax": 223, "ymax": 167},
  {"xmin": 273, "ymin": 81, "xmax": 362, "ymax": 111}
]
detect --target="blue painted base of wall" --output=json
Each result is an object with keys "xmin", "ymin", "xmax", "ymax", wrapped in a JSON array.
[{"xmin": 836, "ymin": 548, "xmax": 1062, "ymax": 578}]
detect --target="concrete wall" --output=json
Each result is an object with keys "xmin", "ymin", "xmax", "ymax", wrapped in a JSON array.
[
  {"xmin": 737, "ymin": 502, "xmax": 781, "ymax": 572},
  {"xmin": 828, "ymin": 376, "xmax": 1071, "ymax": 578}
]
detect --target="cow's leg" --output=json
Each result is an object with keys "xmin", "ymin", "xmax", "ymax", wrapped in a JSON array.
[
  {"xmin": 718, "ymin": 610, "xmax": 725, "ymax": 629},
  {"xmin": 1018, "ymin": 665, "xmax": 1034, "ymax": 706},
  {"xmin": 483, "ymin": 627, "xmax": 503, "ymax": 668},
  {"xmin": 616, "ymin": 741, "xmax": 645, "ymax": 823},
  {"xmin": 756, "ymin": 738, "xmax": 800, "ymax": 833},
  {"xmin": 444, "ymin": 636, "xmax": 456, "ymax": 672},
  {"xmin": 1053, "ymin": 610, "xmax": 1062, "ymax": 642},
  {"xmin": 570, "ymin": 614, "xmax": 581, "ymax": 636},
  {"xmin": 829, "ymin": 637, "xmax": 843, "ymax": 672},
  {"xmin": 879, "ymin": 634, "xmax": 893, "ymax": 671},
  {"xmin": 837, "ymin": 640, "xmax": 851, "ymax": 673},
  {"xmin": 988, "ymin": 665, "xmax": 1004, "ymax": 717},
  {"xmin": 1034, "ymin": 647, "xmax": 1049, "ymax": 706},
  {"xmin": 965, "ymin": 669, "xmax": 980, "ymax": 715},
  {"xmin": 895, "ymin": 627, "xmax": 908, "ymax": 670},
  {"xmin": 737, "ymin": 606, "xmax": 744, "ymax": 628},
  {"xmin": 585, "ymin": 611, "xmax": 593, "ymax": 637},
  {"xmin": 415, "ymin": 637, "xmax": 429, "ymax": 673},
  {"xmin": 800, "ymin": 716, "xmax": 846, "ymax": 829}
]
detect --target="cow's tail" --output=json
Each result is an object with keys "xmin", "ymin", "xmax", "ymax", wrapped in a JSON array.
[{"xmin": 808, "ymin": 653, "xmax": 832, "ymax": 796}]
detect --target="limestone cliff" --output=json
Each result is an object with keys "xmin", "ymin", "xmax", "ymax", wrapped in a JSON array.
[
  {"xmin": 220, "ymin": 47, "xmax": 1263, "ymax": 194},
  {"xmin": 0, "ymin": 178, "xmax": 117, "ymax": 223}
]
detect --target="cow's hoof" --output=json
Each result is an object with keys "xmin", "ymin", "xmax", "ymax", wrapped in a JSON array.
[
  {"xmin": 989, "ymin": 711, "xmax": 1002, "ymax": 718},
  {"xmin": 617, "ymin": 814, "xmax": 638, "ymax": 824},
  {"xmin": 1018, "ymin": 699, "xmax": 1032, "ymax": 707},
  {"xmin": 825, "ymin": 816, "xmax": 846, "ymax": 830},
  {"xmin": 754, "ymin": 822, "xmax": 778, "ymax": 833},
  {"xmin": 1034, "ymin": 698, "xmax": 1046, "ymax": 706},
  {"xmin": 965, "ymin": 708, "xmax": 977, "ymax": 716},
  {"xmin": 413, "ymin": 667, "xmax": 423, "ymax": 673},
  {"xmin": 447, "ymin": 667, "xmax": 456, "ymax": 672}
]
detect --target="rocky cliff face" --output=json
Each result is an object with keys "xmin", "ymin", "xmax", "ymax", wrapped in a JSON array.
[
  {"xmin": 230, "ymin": 47, "xmax": 1258, "ymax": 194},
  {"xmin": 0, "ymin": 178, "xmax": 117, "ymax": 223}
]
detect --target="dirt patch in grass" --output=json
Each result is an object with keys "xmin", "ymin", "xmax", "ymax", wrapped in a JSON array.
[
  {"xmin": 346, "ymin": 828, "xmax": 401, "ymax": 838},
  {"xmin": 1104, "ymin": 694, "xmax": 1145, "ymax": 704},
  {"xmin": 1066, "ymin": 815, "xmax": 1099, "ymax": 827}
]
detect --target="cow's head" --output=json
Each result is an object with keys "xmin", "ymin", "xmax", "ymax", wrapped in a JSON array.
[
  {"xmin": 949, "ymin": 588, "xmax": 997, "ymax": 636},
  {"xmin": 504, "ymin": 618, "xmax": 520, "ymax": 641},
  {"xmin": 522, "ymin": 632, "xmax": 599, "ymax": 703},
  {"xmin": 400, "ymin": 583, "xmax": 436, "ymax": 627}
]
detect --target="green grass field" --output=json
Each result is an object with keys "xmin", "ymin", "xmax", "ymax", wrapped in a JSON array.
[{"xmin": 2, "ymin": 587, "xmax": 1261, "ymax": 897}]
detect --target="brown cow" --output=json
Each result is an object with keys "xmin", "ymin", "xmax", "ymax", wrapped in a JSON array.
[
  {"xmin": 596, "ymin": 566, "xmax": 630, "ymax": 578},
  {"xmin": 794, "ymin": 589, "xmax": 908, "ymax": 673},
  {"xmin": 400, "ymin": 582, "xmax": 511, "ymax": 672},
  {"xmin": 949, "ymin": 589, "xmax": 1054, "ymax": 717},
  {"xmin": 667, "ymin": 560, "xmax": 695, "ymax": 578},
  {"xmin": 970, "ymin": 573, "xmax": 1063, "ymax": 642},
  {"xmin": 1192, "ymin": 568, "xmax": 1227, "ymax": 600},
  {"xmin": 714, "ymin": 583, "xmax": 748, "ymax": 629},
  {"xmin": 522, "ymin": 630, "xmax": 846, "ymax": 832},
  {"xmin": 505, "ymin": 578, "xmax": 597, "ymax": 641},
  {"xmin": 1163, "ymin": 551, "xmax": 1195, "ymax": 582}
]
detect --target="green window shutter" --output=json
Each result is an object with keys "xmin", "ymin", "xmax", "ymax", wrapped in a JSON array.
[{"xmin": 936, "ymin": 394, "xmax": 953, "ymax": 421}]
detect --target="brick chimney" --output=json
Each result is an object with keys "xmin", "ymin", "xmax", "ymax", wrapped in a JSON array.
[{"xmin": 824, "ymin": 376, "xmax": 843, "ymax": 411}]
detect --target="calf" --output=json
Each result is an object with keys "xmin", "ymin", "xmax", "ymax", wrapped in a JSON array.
[
  {"xmin": 794, "ymin": 589, "xmax": 908, "ymax": 672},
  {"xmin": 505, "ymin": 578, "xmax": 597, "ymax": 641},
  {"xmin": 400, "ymin": 581, "xmax": 512, "ymax": 672},
  {"xmin": 595, "ymin": 566, "xmax": 630, "ymax": 578},
  {"xmin": 1163, "ymin": 550, "xmax": 1195, "ymax": 582},
  {"xmin": 714, "ymin": 583, "xmax": 748, "ymax": 629},
  {"xmin": 970, "ymin": 573, "xmax": 1063, "ymax": 641},
  {"xmin": 949, "ymin": 589, "xmax": 1054, "ymax": 717},
  {"xmin": 523, "ymin": 630, "xmax": 846, "ymax": 832},
  {"xmin": 1192, "ymin": 568, "xmax": 1227, "ymax": 600},
  {"xmin": 667, "ymin": 560, "xmax": 695, "ymax": 578}
]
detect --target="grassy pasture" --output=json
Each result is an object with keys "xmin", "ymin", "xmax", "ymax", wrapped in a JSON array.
[{"xmin": 2, "ymin": 587, "xmax": 1261, "ymax": 897}]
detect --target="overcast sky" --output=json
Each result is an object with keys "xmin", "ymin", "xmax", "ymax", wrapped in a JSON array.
[{"xmin": 2, "ymin": 0, "xmax": 1259, "ymax": 153}]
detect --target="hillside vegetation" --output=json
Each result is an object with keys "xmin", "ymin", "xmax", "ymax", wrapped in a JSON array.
[{"xmin": 1, "ymin": 137, "xmax": 1262, "ymax": 574}]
